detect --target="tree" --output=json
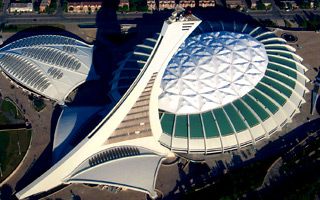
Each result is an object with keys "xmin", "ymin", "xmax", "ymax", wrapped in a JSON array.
[
  {"xmin": 62, "ymin": 0, "xmax": 68, "ymax": 12},
  {"xmin": 129, "ymin": 0, "xmax": 147, "ymax": 11},
  {"xmin": 45, "ymin": 0, "xmax": 57, "ymax": 14},
  {"xmin": 314, "ymin": 0, "xmax": 320, "ymax": 8},
  {"xmin": 284, "ymin": 19, "xmax": 292, "ymax": 28},
  {"xmin": 256, "ymin": 0, "xmax": 266, "ymax": 10},
  {"xmin": 299, "ymin": 18, "xmax": 308, "ymax": 28},
  {"xmin": 298, "ymin": 1, "xmax": 311, "ymax": 9},
  {"xmin": 308, "ymin": 15, "xmax": 320, "ymax": 30},
  {"xmin": 278, "ymin": 1, "xmax": 286, "ymax": 9},
  {"xmin": 118, "ymin": 5, "xmax": 129, "ymax": 11},
  {"xmin": 34, "ymin": 4, "xmax": 40, "ymax": 12}
]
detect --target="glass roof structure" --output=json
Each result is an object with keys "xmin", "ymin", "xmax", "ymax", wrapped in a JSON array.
[
  {"xmin": 159, "ymin": 31, "xmax": 269, "ymax": 114},
  {"xmin": 0, "ymin": 35, "xmax": 96, "ymax": 103},
  {"xmin": 159, "ymin": 21, "xmax": 309, "ymax": 153}
]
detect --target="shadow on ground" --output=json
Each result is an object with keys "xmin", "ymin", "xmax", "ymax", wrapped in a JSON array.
[
  {"xmin": 316, "ymin": 96, "xmax": 320, "ymax": 115},
  {"xmin": 14, "ymin": 105, "xmax": 62, "ymax": 194},
  {"xmin": 0, "ymin": 184, "xmax": 15, "ymax": 200},
  {"xmin": 11, "ymin": 0, "xmax": 123, "ymax": 198},
  {"xmin": 0, "ymin": 26, "xmax": 88, "ymax": 47},
  {"xmin": 165, "ymin": 118, "xmax": 320, "ymax": 200}
]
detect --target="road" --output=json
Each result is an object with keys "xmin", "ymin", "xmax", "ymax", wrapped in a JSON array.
[
  {"xmin": 2, "ymin": 10, "xmax": 320, "ymax": 26},
  {"xmin": 0, "ymin": 0, "xmax": 144, "ymax": 25},
  {"xmin": 248, "ymin": 0, "xmax": 320, "ymax": 21},
  {"xmin": 0, "ymin": 0, "xmax": 320, "ymax": 26},
  {"xmin": 248, "ymin": 8, "xmax": 320, "ymax": 19},
  {"xmin": 0, "ymin": 12, "xmax": 145, "ymax": 25}
]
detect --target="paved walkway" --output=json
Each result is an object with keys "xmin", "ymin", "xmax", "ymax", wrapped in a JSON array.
[{"xmin": 0, "ymin": 74, "xmax": 54, "ymax": 195}]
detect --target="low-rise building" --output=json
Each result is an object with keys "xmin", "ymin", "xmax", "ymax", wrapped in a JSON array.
[
  {"xmin": 161, "ymin": 0, "xmax": 176, "ymax": 9},
  {"xmin": 147, "ymin": 0, "xmax": 215, "ymax": 10},
  {"xmin": 39, "ymin": 0, "xmax": 51, "ymax": 12},
  {"xmin": 119, "ymin": 0, "xmax": 130, "ymax": 8},
  {"xmin": 68, "ymin": 0, "xmax": 129, "ymax": 13},
  {"xmin": 199, "ymin": 0, "xmax": 215, "ymax": 7},
  {"xmin": 179, "ymin": 0, "xmax": 196, "ymax": 7},
  {"xmin": 276, "ymin": 0, "xmax": 298, "ymax": 10},
  {"xmin": 251, "ymin": 0, "xmax": 272, "ymax": 9},
  {"xmin": 261, "ymin": 0, "xmax": 272, "ymax": 7},
  {"xmin": 9, "ymin": 2, "xmax": 33, "ymax": 13},
  {"xmin": 226, "ymin": 0, "xmax": 246, "ymax": 9},
  {"xmin": 67, "ymin": 0, "xmax": 102, "ymax": 13},
  {"xmin": 251, "ymin": 0, "xmax": 257, "ymax": 8},
  {"xmin": 147, "ymin": 0, "xmax": 156, "ymax": 10}
]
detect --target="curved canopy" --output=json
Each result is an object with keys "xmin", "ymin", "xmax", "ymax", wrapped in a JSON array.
[
  {"xmin": 0, "ymin": 35, "xmax": 96, "ymax": 103},
  {"xmin": 67, "ymin": 146, "xmax": 164, "ymax": 199}
]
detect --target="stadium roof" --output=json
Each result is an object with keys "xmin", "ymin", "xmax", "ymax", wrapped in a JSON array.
[
  {"xmin": 110, "ymin": 20, "xmax": 309, "ymax": 153},
  {"xmin": 0, "ymin": 35, "xmax": 96, "ymax": 103},
  {"xmin": 159, "ymin": 31, "xmax": 269, "ymax": 114},
  {"xmin": 158, "ymin": 21, "xmax": 309, "ymax": 153}
]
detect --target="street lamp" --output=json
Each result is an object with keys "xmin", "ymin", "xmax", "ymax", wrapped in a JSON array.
[
  {"xmin": 0, "ymin": 163, "xmax": 3, "ymax": 177},
  {"xmin": 17, "ymin": 141, "xmax": 21, "ymax": 156}
]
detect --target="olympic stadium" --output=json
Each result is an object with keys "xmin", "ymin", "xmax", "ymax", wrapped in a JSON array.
[
  {"xmin": 110, "ymin": 19, "xmax": 308, "ymax": 154},
  {"xmin": 0, "ymin": 8, "xmax": 308, "ymax": 200}
]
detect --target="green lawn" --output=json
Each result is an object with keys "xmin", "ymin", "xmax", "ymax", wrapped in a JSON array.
[
  {"xmin": 0, "ymin": 130, "xmax": 31, "ymax": 182},
  {"xmin": 0, "ymin": 98, "xmax": 24, "ymax": 120},
  {"xmin": 0, "ymin": 112, "xmax": 9, "ymax": 125},
  {"xmin": 32, "ymin": 97, "xmax": 46, "ymax": 112}
]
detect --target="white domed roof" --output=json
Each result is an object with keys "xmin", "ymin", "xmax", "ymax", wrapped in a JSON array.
[{"xmin": 159, "ymin": 31, "xmax": 268, "ymax": 114}]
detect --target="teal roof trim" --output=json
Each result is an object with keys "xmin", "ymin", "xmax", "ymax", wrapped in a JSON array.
[
  {"xmin": 265, "ymin": 70, "xmax": 296, "ymax": 89},
  {"xmin": 224, "ymin": 104, "xmax": 247, "ymax": 132},
  {"xmin": 249, "ymin": 89, "xmax": 279, "ymax": 114},
  {"xmin": 202, "ymin": 111, "xmax": 220, "ymax": 138},
  {"xmin": 262, "ymin": 40, "xmax": 285, "ymax": 45},
  {"xmin": 256, "ymin": 33, "xmax": 276, "ymax": 41},
  {"xmin": 267, "ymin": 63, "xmax": 297, "ymax": 79},
  {"xmin": 261, "ymin": 77, "xmax": 293, "ymax": 97},
  {"xmin": 256, "ymin": 83, "xmax": 287, "ymax": 106},
  {"xmin": 268, "ymin": 56, "xmax": 296, "ymax": 69},
  {"xmin": 242, "ymin": 95, "xmax": 270, "ymax": 121},
  {"xmin": 264, "ymin": 45, "xmax": 291, "ymax": 51},
  {"xmin": 267, "ymin": 51, "xmax": 293, "ymax": 59},
  {"xmin": 189, "ymin": 114, "xmax": 204, "ymax": 138},
  {"xmin": 212, "ymin": 108, "xmax": 234, "ymax": 136},
  {"xmin": 233, "ymin": 100, "xmax": 259, "ymax": 127},
  {"xmin": 161, "ymin": 113, "xmax": 175, "ymax": 136},
  {"xmin": 174, "ymin": 115, "xmax": 188, "ymax": 138}
]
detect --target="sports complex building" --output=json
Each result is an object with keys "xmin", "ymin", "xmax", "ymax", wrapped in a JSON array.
[
  {"xmin": 0, "ymin": 35, "xmax": 96, "ymax": 104},
  {"xmin": 0, "ymin": 7, "xmax": 308, "ymax": 200}
]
